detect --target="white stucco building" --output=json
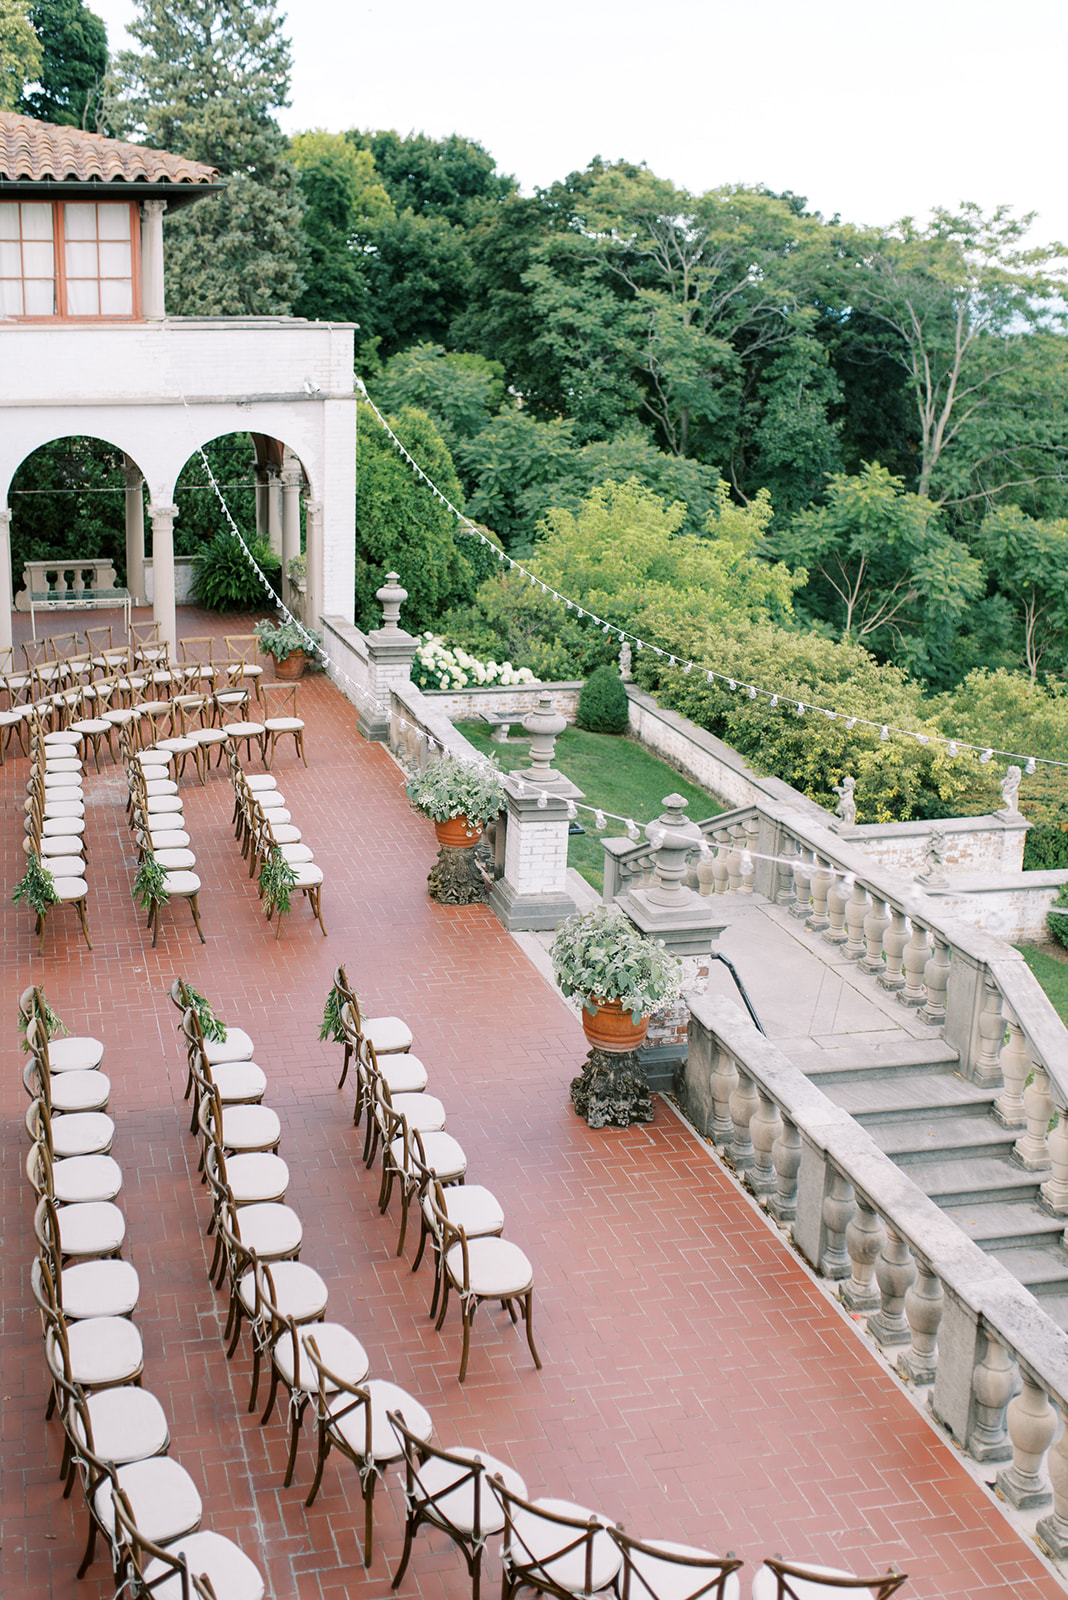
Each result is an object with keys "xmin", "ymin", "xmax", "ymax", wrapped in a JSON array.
[{"xmin": 0, "ymin": 111, "xmax": 357, "ymax": 652}]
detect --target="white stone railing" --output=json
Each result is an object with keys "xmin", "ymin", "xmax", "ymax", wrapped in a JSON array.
[
  {"xmin": 682, "ymin": 992, "xmax": 1068, "ymax": 1560},
  {"xmin": 14, "ymin": 558, "xmax": 119, "ymax": 610}
]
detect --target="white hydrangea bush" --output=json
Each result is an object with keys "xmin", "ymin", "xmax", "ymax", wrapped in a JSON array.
[{"xmin": 412, "ymin": 633, "xmax": 539, "ymax": 691}]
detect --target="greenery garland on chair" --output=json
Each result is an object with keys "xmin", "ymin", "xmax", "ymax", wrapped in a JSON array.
[
  {"xmin": 319, "ymin": 983, "xmax": 348, "ymax": 1043},
  {"xmin": 17, "ymin": 988, "xmax": 69, "ymax": 1051},
  {"xmin": 184, "ymin": 982, "xmax": 227, "ymax": 1043},
  {"xmin": 259, "ymin": 847, "xmax": 299, "ymax": 924},
  {"xmin": 13, "ymin": 853, "xmax": 59, "ymax": 920},
  {"xmin": 133, "ymin": 856, "xmax": 170, "ymax": 913}
]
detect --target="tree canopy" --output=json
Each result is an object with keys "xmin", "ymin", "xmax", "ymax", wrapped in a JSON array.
[{"xmin": 18, "ymin": 0, "xmax": 107, "ymax": 126}]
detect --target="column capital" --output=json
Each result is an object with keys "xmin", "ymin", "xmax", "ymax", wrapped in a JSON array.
[
  {"xmin": 141, "ymin": 198, "xmax": 167, "ymax": 221},
  {"xmin": 148, "ymin": 502, "xmax": 178, "ymax": 520},
  {"xmin": 281, "ymin": 464, "xmax": 303, "ymax": 491},
  {"xmin": 0, "ymin": 504, "xmax": 11, "ymax": 530}
]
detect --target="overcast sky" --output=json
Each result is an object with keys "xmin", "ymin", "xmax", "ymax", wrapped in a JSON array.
[{"xmin": 91, "ymin": 0, "xmax": 1068, "ymax": 246}]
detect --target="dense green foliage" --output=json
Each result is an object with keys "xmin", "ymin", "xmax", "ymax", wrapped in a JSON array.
[
  {"xmin": 0, "ymin": 0, "xmax": 41, "ymax": 108},
  {"xmin": 577, "ymin": 666, "xmax": 629, "ymax": 735},
  {"xmin": 18, "ymin": 0, "xmax": 107, "ymax": 126},
  {"xmin": 1046, "ymin": 886, "xmax": 1068, "ymax": 953},
  {"xmin": 191, "ymin": 529, "xmax": 279, "ymax": 610}
]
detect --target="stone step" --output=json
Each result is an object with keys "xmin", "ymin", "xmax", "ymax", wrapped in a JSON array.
[
  {"xmin": 791, "ymin": 1037, "xmax": 961, "ymax": 1087},
  {"xmin": 905, "ymin": 1154, "xmax": 1047, "ymax": 1207},
  {"xmin": 870, "ymin": 1115, "xmax": 1016, "ymax": 1162},
  {"xmin": 988, "ymin": 1246, "xmax": 1068, "ymax": 1296},
  {"xmin": 940, "ymin": 1198, "xmax": 1066, "ymax": 1251},
  {"xmin": 829, "ymin": 1072, "xmax": 998, "ymax": 1123}
]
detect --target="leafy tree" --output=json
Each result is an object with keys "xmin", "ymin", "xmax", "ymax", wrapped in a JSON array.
[
  {"xmin": 359, "ymin": 208, "xmax": 473, "ymax": 357},
  {"xmin": 18, "ymin": 0, "xmax": 106, "ymax": 127},
  {"xmin": 455, "ymin": 410, "xmax": 577, "ymax": 549},
  {"xmin": 114, "ymin": 0, "xmax": 304, "ymax": 315},
  {"xmin": 773, "ymin": 461, "xmax": 983, "ymax": 679},
  {"xmin": 0, "ymin": 0, "xmax": 41, "ymax": 109},
  {"xmin": 354, "ymin": 401, "xmax": 488, "ymax": 632},
  {"xmin": 7, "ymin": 435, "xmax": 125, "ymax": 578},
  {"xmin": 973, "ymin": 505, "xmax": 1068, "ymax": 683},
  {"xmin": 347, "ymin": 129, "xmax": 516, "ymax": 228},
  {"xmin": 375, "ymin": 343, "xmax": 504, "ymax": 454},
  {"xmin": 172, "ymin": 433, "xmax": 257, "ymax": 555},
  {"xmin": 288, "ymin": 130, "xmax": 391, "ymax": 343},
  {"xmin": 742, "ymin": 335, "xmax": 843, "ymax": 517}
]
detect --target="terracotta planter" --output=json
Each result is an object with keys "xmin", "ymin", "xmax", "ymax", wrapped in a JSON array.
[
  {"xmin": 580, "ymin": 997, "xmax": 649, "ymax": 1054},
  {"xmin": 272, "ymin": 649, "xmax": 308, "ymax": 680},
  {"xmin": 433, "ymin": 815, "xmax": 483, "ymax": 849}
]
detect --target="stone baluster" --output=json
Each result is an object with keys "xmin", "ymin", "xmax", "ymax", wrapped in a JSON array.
[
  {"xmin": 820, "ymin": 1170, "xmax": 855, "ymax": 1279},
  {"xmin": 695, "ymin": 848, "xmax": 716, "ymax": 897},
  {"xmin": 682, "ymin": 852, "xmax": 699, "ymax": 892},
  {"xmin": 897, "ymin": 920, "xmax": 931, "ymax": 1008},
  {"xmin": 859, "ymin": 896, "xmax": 891, "ymax": 976},
  {"xmin": 898, "ymin": 1261, "xmax": 942, "ymax": 1384},
  {"xmin": 967, "ymin": 1331, "xmax": 1015, "ymax": 1462},
  {"xmin": 994, "ymin": 1007, "xmax": 1031, "ymax": 1128},
  {"xmin": 743, "ymin": 817, "xmax": 760, "ymax": 893},
  {"xmin": 1041, "ymin": 1109, "xmax": 1068, "ymax": 1216},
  {"xmin": 708, "ymin": 1041, "xmax": 738, "ymax": 1149},
  {"xmin": 842, "ymin": 881, "xmax": 870, "ymax": 962},
  {"xmin": 822, "ymin": 872, "xmax": 849, "ymax": 946},
  {"xmin": 805, "ymin": 857, "xmax": 833, "ymax": 932},
  {"xmin": 776, "ymin": 837, "xmax": 797, "ymax": 906},
  {"xmin": 769, "ymin": 1115, "xmax": 801, "ymax": 1223},
  {"xmin": 974, "ymin": 980, "xmax": 1006, "ymax": 1088},
  {"xmin": 1037, "ymin": 1410, "xmax": 1068, "ymax": 1557},
  {"xmin": 879, "ymin": 908, "xmax": 909, "ymax": 991},
  {"xmin": 996, "ymin": 1371, "xmax": 1055, "ymax": 1509},
  {"xmin": 726, "ymin": 824, "xmax": 746, "ymax": 891},
  {"xmin": 1015, "ymin": 1059, "xmax": 1053, "ymax": 1171},
  {"xmin": 868, "ymin": 1227, "xmax": 916, "ymax": 1348},
  {"xmin": 790, "ymin": 848, "xmax": 813, "ymax": 920},
  {"xmin": 739, "ymin": 840, "xmax": 756, "ymax": 896},
  {"xmin": 728, "ymin": 1067, "xmax": 759, "ymax": 1172},
  {"xmin": 919, "ymin": 935, "xmax": 951, "ymax": 1026},
  {"xmin": 840, "ymin": 1195, "xmax": 886, "ymax": 1312},
  {"xmin": 748, "ymin": 1088, "xmax": 782, "ymax": 1196},
  {"xmin": 712, "ymin": 831, "xmax": 730, "ymax": 897}
]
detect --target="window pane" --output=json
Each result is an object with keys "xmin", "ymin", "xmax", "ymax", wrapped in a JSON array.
[
  {"xmin": 0, "ymin": 240, "xmax": 21, "ymax": 275},
  {"xmin": 66, "ymin": 278, "xmax": 99, "ymax": 314},
  {"xmin": 97, "ymin": 205, "xmax": 130, "ymax": 241},
  {"xmin": 23, "ymin": 240, "xmax": 55, "ymax": 277},
  {"xmin": 100, "ymin": 279, "xmax": 133, "ymax": 315},
  {"xmin": 64, "ymin": 203, "xmax": 97, "ymax": 241},
  {"xmin": 65, "ymin": 239, "xmax": 98, "ymax": 278},
  {"xmin": 21, "ymin": 203, "xmax": 54, "ymax": 242},
  {"xmin": 0, "ymin": 205, "xmax": 19, "ymax": 240},
  {"xmin": 99, "ymin": 241, "xmax": 131, "ymax": 277},
  {"xmin": 0, "ymin": 280, "xmax": 24, "ymax": 314},
  {"xmin": 24, "ymin": 280, "xmax": 56, "ymax": 314}
]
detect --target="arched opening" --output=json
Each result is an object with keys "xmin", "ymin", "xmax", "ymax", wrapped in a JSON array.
[{"xmin": 7, "ymin": 433, "xmax": 144, "ymax": 593}]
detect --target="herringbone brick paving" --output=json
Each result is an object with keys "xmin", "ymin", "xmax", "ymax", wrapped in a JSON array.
[{"xmin": 0, "ymin": 610, "xmax": 1061, "ymax": 1598}]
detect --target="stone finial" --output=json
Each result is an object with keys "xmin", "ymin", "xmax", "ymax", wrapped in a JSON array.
[
  {"xmin": 1000, "ymin": 764, "xmax": 1023, "ymax": 817},
  {"xmin": 520, "ymin": 691, "xmax": 567, "ymax": 786},
  {"xmin": 644, "ymin": 795, "xmax": 704, "ymax": 906},
  {"xmin": 376, "ymin": 571, "xmax": 407, "ymax": 632}
]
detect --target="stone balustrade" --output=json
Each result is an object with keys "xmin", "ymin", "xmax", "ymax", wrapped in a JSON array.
[
  {"xmin": 683, "ymin": 992, "xmax": 1068, "ymax": 1560},
  {"xmin": 14, "ymin": 557, "xmax": 119, "ymax": 609}
]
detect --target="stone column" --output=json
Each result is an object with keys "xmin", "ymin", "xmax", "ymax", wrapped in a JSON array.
[
  {"xmin": 266, "ymin": 465, "xmax": 282, "ymax": 557},
  {"xmin": 254, "ymin": 467, "xmax": 269, "ymax": 543},
  {"xmin": 0, "ymin": 505, "xmax": 13, "ymax": 652},
  {"xmin": 304, "ymin": 494, "xmax": 324, "ymax": 630},
  {"xmin": 488, "ymin": 779, "xmax": 583, "ymax": 931},
  {"xmin": 358, "ymin": 571, "xmax": 416, "ymax": 744},
  {"xmin": 140, "ymin": 199, "xmax": 166, "ymax": 318},
  {"xmin": 281, "ymin": 463, "xmax": 302, "ymax": 576},
  {"xmin": 123, "ymin": 456, "xmax": 146, "ymax": 606},
  {"xmin": 148, "ymin": 503, "xmax": 178, "ymax": 655}
]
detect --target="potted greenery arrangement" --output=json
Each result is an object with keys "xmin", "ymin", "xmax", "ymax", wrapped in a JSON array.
[
  {"xmin": 405, "ymin": 755, "xmax": 504, "ymax": 846},
  {"xmin": 254, "ymin": 617, "xmax": 322, "ymax": 679},
  {"xmin": 550, "ymin": 905, "xmax": 684, "ymax": 1052}
]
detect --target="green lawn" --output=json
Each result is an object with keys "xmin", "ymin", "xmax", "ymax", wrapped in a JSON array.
[
  {"xmin": 1017, "ymin": 944, "xmax": 1068, "ymax": 1025},
  {"xmin": 457, "ymin": 722, "xmax": 724, "ymax": 891}
]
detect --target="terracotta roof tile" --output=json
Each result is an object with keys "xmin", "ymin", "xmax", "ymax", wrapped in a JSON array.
[{"xmin": 0, "ymin": 112, "xmax": 220, "ymax": 186}]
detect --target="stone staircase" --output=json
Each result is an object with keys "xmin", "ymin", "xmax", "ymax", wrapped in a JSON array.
[{"xmin": 788, "ymin": 1034, "xmax": 1068, "ymax": 1329}]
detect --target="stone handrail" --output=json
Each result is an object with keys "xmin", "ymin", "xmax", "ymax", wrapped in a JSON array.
[
  {"xmin": 14, "ymin": 558, "xmax": 120, "ymax": 610},
  {"xmin": 684, "ymin": 992, "xmax": 1068, "ymax": 1559}
]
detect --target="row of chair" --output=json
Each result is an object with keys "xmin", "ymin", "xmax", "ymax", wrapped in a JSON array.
[
  {"xmin": 20, "ymin": 985, "xmax": 265, "ymax": 1598},
  {"xmin": 171, "ymin": 978, "xmax": 440, "ymax": 1566},
  {"xmin": 228, "ymin": 747, "xmax": 326, "ymax": 937},
  {"xmin": 19, "ymin": 726, "xmax": 92, "ymax": 953},
  {"xmin": 3, "ymin": 627, "xmax": 262, "ymax": 701},
  {"xmin": 123, "ymin": 732, "xmax": 207, "ymax": 948}
]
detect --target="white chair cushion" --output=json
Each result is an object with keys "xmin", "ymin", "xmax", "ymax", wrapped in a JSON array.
[
  {"xmin": 61, "ymin": 1314, "xmax": 143, "ymax": 1385},
  {"xmin": 256, "ymin": 790, "xmax": 287, "ymax": 809},
  {"xmin": 210, "ymin": 1060, "xmax": 268, "ymax": 1102},
  {"xmin": 145, "ymin": 794, "xmax": 184, "ymax": 813},
  {"xmin": 42, "ymin": 853, "xmax": 85, "ymax": 878},
  {"xmin": 423, "ymin": 1184, "xmax": 503, "ymax": 1239},
  {"xmin": 264, "ymin": 717, "xmax": 304, "ymax": 731},
  {"xmin": 41, "ymin": 812, "xmax": 85, "ymax": 832},
  {"xmin": 37, "ymin": 835, "xmax": 85, "ymax": 858},
  {"xmin": 94, "ymin": 1455, "xmax": 202, "ymax": 1543},
  {"xmin": 51, "ymin": 1153, "xmax": 123, "ymax": 1204},
  {"xmin": 246, "ymin": 774, "xmax": 276, "ymax": 790},
  {"xmin": 154, "ymin": 849, "xmax": 197, "ymax": 870},
  {"xmin": 278, "ymin": 842, "xmax": 314, "ymax": 864},
  {"xmin": 237, "ymin": 1260, "xmax": 328, "ymax": 1321},
  {"xmin": 156, "ymin": 736, "xmax": 199, "ymax": 753},
  {"xmin": 327, "ymin": 1378, "xmax": 431, "ymax": 1462},
  {"xmin": 147, "ymin": 828, "xmax": 191, "ymax": 849},
  {"xmin": 751, "ymin": 1565, "xmax": 882, "ymax": 1600},
  {"xmin": 272, "ymin": 1322, "xmax": 369, "ymax": 1394},
  {"xmin": 137, "ymin": 749, "xmax": 173, "ymax": 767},
  {"xmin": 230, "ymin": 1201, "xmax": 303, "ymax": 1260},
  {"xmin": 380, "ymin": 1053, "xmax": 427, "ymax": 1094},
  {"xmin": 224, "ymin": 721, "xmax": 264, "ymax": 738},
  {"xmin": 627, "ymin": 1542, "xmax": 741, "ymax": 1600},
  {"xmin": 192, "ymin": 728, "xmax": 228, "ymax": 745},
  {"xmin": 392, "ymin": 1131, "xmax": 466, "ymax": 1182},
  {"xmin": 390, "ymin": 1092, "xmax": 445, "ymax": 1132},
  {"xmin": 143, "ymin": 778, "xmax": 180, "ymax": 796},
  {"xmin": 292, "ymin": 863, "xmax": 323, "ymax": 889},
  {"xmin": 413, "ymin": 1449, "xmax": 525, "ymax": 1536},
  {"xmin": 202, "ymin": 1026, "xmax": 255, "ymax": 1064},
  {"xmin": 142, "ymin": 1530, "xmax": 263, "ymax": 1600},
  {"xmin": 71, "ymin": 717, "xmax": 112, "ymax": 735},
  {"xmin": 45, "ymin": 1035, "xmax": 104, "ymax": 1071},
  {"xmin": 508, "ymin": 1500, "xmax": 622, "ymax": 1595},
  {"xmin": 49, "ymin": 1071, "xmax": 110, "ymax": 1113},
  {"xmin": 265, "ymin": 822, "xmax": 300, "ymax": 841},
  {"xmin": 220, "ymin": 1104, "xmax": 281, "ymax": 1150},
  {"xmin": 52, "ymin": 875, "xmax": 89, "ymax": 900},
  {"xmin": 223, "ymin": 1152, "xmax": 289, "ymax": 1203},
  {"xmin": 56, "ymin": 1199, "xmax": 126, "ymax": 1256},
  {"xmin": 44, "ymin": 758, "xmax": 82, "ymax": 774},
  {"xmin": 42, "ymin": 771, "xmax": 83, "ymax": 788},
  {"xmin": 49, "ymin": 1111, "xmax": 114, "ymax": 1158},
  {"xmin": 365, "ymin": 1017, "xmax": 414, "ymax": 1055},
  {"xmin": 59, "ymin": 1258, "xmax": 140, "ymax": 1319},
  {"xmin": 161, "ymin": 870, "xmax": 201, "ymax": 895},
  {"xmin": 74, "ymin": 1385, "xmax": 170, "ymax": 1465},
  {"xmin": 446, "ymin": 1238, "xmax": 533, "ymax": 1298}
]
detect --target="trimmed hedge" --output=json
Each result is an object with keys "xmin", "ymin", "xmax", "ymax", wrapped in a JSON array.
[{"xmin": 577, "ymin": 666, "xmax": 630, "ymax": 735}]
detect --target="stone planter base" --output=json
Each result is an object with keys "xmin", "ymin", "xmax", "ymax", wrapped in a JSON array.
[
  {"xmin": 570, "ymin": 1047, "xmax": 654, "ymax": 1129},
  {"xmin": 427, "ymin": 844, "xmax": 485, "ymax": 905}
]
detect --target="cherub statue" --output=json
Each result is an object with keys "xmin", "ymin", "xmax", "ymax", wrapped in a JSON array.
[
  {"xmin": 833, "ymin": 774, "xmax": 856, "ymax": 829},
  {"xmin": 917, "ymin": 827, "xmax": 948, "ymax": 886},
  {"xmin": 1000, "ymin": 764, "xmax": 1022, "ymax": 816},
  {"xmin": 619, "ymin": 642, "xmax": 633, "ymax": 681}
]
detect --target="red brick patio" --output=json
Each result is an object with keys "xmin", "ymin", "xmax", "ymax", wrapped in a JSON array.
[{"xmin": 1, "ymin": 610, "xmax": 1062, "ymax": 1599}]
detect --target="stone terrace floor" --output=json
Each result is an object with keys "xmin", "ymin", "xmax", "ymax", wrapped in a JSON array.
[{"xmin": 1, "ymin": 608, "xmax": 1064, "ymax": 1600}]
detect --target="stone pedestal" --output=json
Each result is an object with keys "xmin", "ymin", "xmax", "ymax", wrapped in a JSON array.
[
  {"xmin": 358, "ymin": 571, "xmax": 417, "ymax": 743},
  {"xmin": 570, "ymin": 1047, "xmax": 654, "ymax": 1129},
  {"xmin": 427, "ymin": 844, "xmax": 485, "ymax": 905},
  {"xmin": 487, "ymin": 777, "xmax": 583, "ymax": 931},
  {"xmin": 615, "ymin": 795, "xmax": 726, "ymax": 956}
]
